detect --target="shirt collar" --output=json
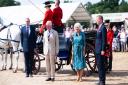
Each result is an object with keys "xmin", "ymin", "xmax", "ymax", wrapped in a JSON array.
[
  {"xmin": 26, "ymin": 25, "xmax": 30, "ymax": 28},
  {"xmin": 47, "ymin": 29, "xmax": 53, "ymax": 33}
]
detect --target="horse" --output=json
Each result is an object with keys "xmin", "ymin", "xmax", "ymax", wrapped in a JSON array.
[{"xmin": 0, "ymin": 24, "xmax": 21, "ymax": 73}]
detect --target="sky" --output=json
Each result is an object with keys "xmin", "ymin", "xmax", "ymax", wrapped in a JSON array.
[{"xmin": 15, "ymin": 0, "xmax": 101, "ymax": 5}]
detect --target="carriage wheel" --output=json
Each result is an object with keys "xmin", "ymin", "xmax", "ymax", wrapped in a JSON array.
[
  {"xmin": 85, "ymin": 44, "xmax": 96, "ymax": 72},
  {"xmin": 55, "ymin": 57, "xmax": 62, "ymax": 71},
  {"xmin": 33, "ymin": 53, "xmax": 41, "ymax": 74}
]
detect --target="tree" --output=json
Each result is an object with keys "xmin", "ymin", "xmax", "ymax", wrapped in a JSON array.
[
  {"xmin": 64, "ymin": 0, "xmax": 72, "ymax": 3},
  {"xmin": 49, "ymin": 0, "xmax": 55, "ymax": 4},
  {"xmin": 85, "ymin": 0, "xmax": 128, "ymax": 14},
  {"xmin": 0, "ymin": 0, "xmax": 20, "ymax": 7},
  {"xmin": 118, "ymin": 0, "xmax": 128, "ymax": 12}
]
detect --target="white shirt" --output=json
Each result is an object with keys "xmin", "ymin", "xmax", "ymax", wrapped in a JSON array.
[
  {"xmin": 64, "ymin": 31, "xmax": 71, "ymax": 38},
  {"xmin": 120, "ymin": 32, "xmax": 126, "ymax": 42}
]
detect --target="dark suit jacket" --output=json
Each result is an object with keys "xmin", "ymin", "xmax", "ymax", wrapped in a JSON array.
[
  {"xmin": 95, "ymin": 24, "xmax": 107, "ymax": 54},
  {"xmin": 21, "ymin": 25, "xmax": 37, "ymax": 52}
]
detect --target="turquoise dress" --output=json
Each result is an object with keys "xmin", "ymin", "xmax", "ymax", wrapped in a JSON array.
[{"xmin": 72, "ymin": 32, "xmax": 86, "ymax": 71}]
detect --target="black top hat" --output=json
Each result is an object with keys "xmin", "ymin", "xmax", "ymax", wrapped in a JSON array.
[
  {"xmin": 44, "ymin": 1, "xmax": 51, "ymax": 8},
  {"xmin": 105, "ymin": 19, "xmax": 110, "ymax": 23}
]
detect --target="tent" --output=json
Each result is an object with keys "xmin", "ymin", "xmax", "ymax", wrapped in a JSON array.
[{"xmin": 0, "ymin": 2, "xmax": 91, "ymax": 25}]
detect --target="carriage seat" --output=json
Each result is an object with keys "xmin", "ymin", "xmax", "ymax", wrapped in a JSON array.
[{"xmin": 58, "ymin": 33, "xmax": 71, "ymax": 60}]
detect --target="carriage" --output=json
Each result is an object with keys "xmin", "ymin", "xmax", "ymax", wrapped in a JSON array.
[
  {"xmin": 0, "ymin": 24, "xmax": 98, "ymax": 74},
  {"xmin": 33, "ymin": 30, "xmax": 97, "ymax": 74}
]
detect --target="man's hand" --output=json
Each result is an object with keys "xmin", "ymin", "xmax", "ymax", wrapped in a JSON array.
[
  {"xmin": 108, "ymin": 42, "xmax": 110, "ymax": 45},
  {"xmin": 34, "ymin": 48, "xmax": 37, "ymax": 54},
  {"xmin": 101, "ymin": 51, "xmax": 105, "ymax": 55}
]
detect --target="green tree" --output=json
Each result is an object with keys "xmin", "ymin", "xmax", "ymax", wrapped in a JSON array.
[
  {"xmin": 85, "ymin": 0, "xmax": 128, "ymax": 14},
  {"xmin": 49, "ymin": 0, "xmax": 55, "ymax": 4},
  {"xmin": 118, "ymin": 0, "xmax": 128, "ymax": 12},
  {"xmin": 0, "ymin": 0, "xmax": 20, "ymax": 7},
  {"xmin": 64, "ymin": 0, "xmax": 72, "ymax": 3}
]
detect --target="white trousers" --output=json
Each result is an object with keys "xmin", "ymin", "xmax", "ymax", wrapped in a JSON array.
[{"xmin": 45, "ymin": 53, "xmax": 56, "ymax": 78}]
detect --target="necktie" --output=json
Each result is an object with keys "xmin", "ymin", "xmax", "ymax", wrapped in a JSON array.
[
  {"xmin": 26, "ymin": 27, "xmax": 29, "ymax": 37},
  {"xmin": 48, "ymin": 30, "xmax": 50, "ymax": 41}
]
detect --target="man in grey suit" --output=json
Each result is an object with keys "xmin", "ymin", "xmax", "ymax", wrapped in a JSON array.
[{"xmin": 43, "ymin": 21, "xmax": 59, "ymax": 81}]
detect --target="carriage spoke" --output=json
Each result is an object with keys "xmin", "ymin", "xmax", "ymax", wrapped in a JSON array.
[
  {"xmin": 89, "ymin": 59, "xmax": 95, "ymax": 63},
  {"xmin": 88, "ymin": 56, "xmax": 95, "ymax": 58}
]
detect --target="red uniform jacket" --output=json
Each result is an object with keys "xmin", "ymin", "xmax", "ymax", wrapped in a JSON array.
[
  {"xmin": 107, "ymin": 29, "xmax": 114, "ymax": 49},
  {"xmin": 52, "ymin": 7, "xmax": 63, "ymax": 27},
  {"xmin": 104, "ymin": 29, "xmax": 114, "ymax": 57},
  {"xmin": 40, "ymin": 9, "xmax": 53, "ymax": 33}
]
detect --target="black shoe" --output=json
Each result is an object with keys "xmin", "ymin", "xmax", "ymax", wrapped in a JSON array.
[
  {"xmin": 51, "ymin": 78, "xmax": 55, "ymax": 81},
  {"xmin": 30, "ymin": 74, "xmax": 33, "ymax": 77},
  {"xmin": 26, "ymin": 75, "xmax": 29, "ymax": 77},
  {"xmin": 109, "ymin": 69, "xmax": 112, "ymax": 71},
  {"xmin": 96, "ymin": 82, "xmax": 105, "ymax": 85},
  {"xmin": 45, "ymin": 78, "xmax": 51, "ymax": 81}
]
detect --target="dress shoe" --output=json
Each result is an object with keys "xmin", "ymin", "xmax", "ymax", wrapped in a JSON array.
[
  {"xmin": 96, "ymin": 82, "xmax": 105, "ymax": 85},
  {"xmin": 26, "ymin": 75, "xmax": 29, "ymax": 77},
  {"xmin": 45, "ymin": 78, "xmax": 51, "ymax": 81},
  {"xmin": 30, "ymin": 74, "xmax": 33, "ymax": 77},
  {"xmin": 51, "ymin": 78, "xmax": 55, "ymax": 81},
  {"xmin": 109, "ymin": 69, "xmax": 112, "ymax": 71}
]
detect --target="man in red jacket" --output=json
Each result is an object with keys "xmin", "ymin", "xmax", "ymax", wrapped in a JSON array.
[
  {"xmin": 40, "ymin": 1, "xmax": 53, "ymax": 33},
  {"xmin": 105, "ymin": 20, "xmax": 114, "ymax": 72},
  {"xmin": 53, "ymin": 0, "xmax": 63, "ymax": 33}
]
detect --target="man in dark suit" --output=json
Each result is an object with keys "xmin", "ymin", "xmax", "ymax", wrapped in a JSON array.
[
  {"xmin": 21, "ymin": 18, "xmax": 37, "ymax": 77},
  {"xmin": 95, "ymin": 15, "xmax": 107, "ymax": 85}
]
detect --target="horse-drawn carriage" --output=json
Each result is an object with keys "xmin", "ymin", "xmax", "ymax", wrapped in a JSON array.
[
  {"xmin": 33, "ymin": 30, "xmax": 97, "ymax": 74},
  {"xmin": 0, "ymin": 23, "xmax": 98, "ymax": 74}
]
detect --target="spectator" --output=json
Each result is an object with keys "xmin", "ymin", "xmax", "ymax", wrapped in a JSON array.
[
  {"xmin": 112, "ymin": 26, "xmax": 120, "ymax": 51},
  {"xmin": 126, "ymin": 29, "xmax": 128, "ymax": 51},
  {"xmin": 118, "ymin": 27, "xmax": 127, "ymax": 52},
  {"xmin": 64, "ymin": 27, "xmax": 71, "ymax": 49}
]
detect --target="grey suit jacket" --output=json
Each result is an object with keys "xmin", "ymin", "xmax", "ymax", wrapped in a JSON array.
[{"xmin": 43, "ymin": 29, "xmax": 59, "ymax": 56}]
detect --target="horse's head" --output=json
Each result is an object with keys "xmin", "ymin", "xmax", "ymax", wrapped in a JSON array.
[
  {"xmin": 0, "ymin": 23, "xmax": 21, "ymax": 51},
  {"xmin": 0, "ymin": 23, "xmax": 13, "ymax": 32},
  {"xmin": 0, "ymin": 23, "xmax": 21, "ymax": 40}
]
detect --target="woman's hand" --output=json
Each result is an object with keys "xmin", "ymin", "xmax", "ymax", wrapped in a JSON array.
[
  {"xmin": 101, "ymin": 51, "xmax": 105, "ymax": 55},
  {"xmin": 70, "ymin": 59, "xmax": 73, "ymax": 64}
]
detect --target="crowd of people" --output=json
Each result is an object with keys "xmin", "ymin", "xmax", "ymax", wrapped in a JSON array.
[
  {"xmin": 0, "ymin": 0, "xmax": 128, "ymax": 85},
  {"xmin": 112, "ymin": 25, "xmax": 128, "ymax": 52}
]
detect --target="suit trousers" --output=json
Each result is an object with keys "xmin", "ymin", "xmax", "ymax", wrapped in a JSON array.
[
  {"xmin": 24, "ymin": 51, "xmax": 34, "ymax": 75},
  {"xmin": 45, "ymin": 53, "xmax": 56, "ymax": 78},
  {"xmin": 96, "ymin": 54, "xmax": 106, "ymax": 83}
]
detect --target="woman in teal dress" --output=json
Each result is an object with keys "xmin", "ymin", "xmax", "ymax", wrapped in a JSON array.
[{"xmin": 72, "ymin": 23, "xmax": 86, "ymax": 82}]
